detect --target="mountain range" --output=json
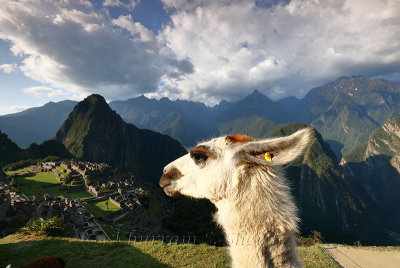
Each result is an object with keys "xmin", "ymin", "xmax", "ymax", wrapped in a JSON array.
[
  {"xmin": 2, "ymin": 76, "xmax": 399, "ymax": 160},
  {"xmin": 341, "ymin": 116, "xmax": 400, "ymax": 242},
  {"xmin": 2, "ymin": 76, "xmax": 400, "ymax": 244},
  {"xmin": 282, "ymin": 76, "xmax": 400, "ymax": 159},
  {"xmin": 0, "ymin": 100, "xmax": 78, "ymax": 148},
  {"xmin": 1, "ymin": 94, "xmax": 186, "ymax": 184},
  {"xmin": 0, "ymin": 129, "xmax": 72, "ymax": 167}
]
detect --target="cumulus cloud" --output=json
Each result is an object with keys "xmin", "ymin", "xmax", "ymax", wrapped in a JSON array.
[
  {"xmin": 0, "ymin": 0, "xmax": 399, "ymax": 104},
  {"xmin": 0, "ymin": 0, "xmax": 175, "ymax": 100},
  {"xmin": 22, "ymin": 86, "xmax": 67, "ymax": 98},
  {"xmin": 158, "ymin": 0, "xmax": 400, "ymax": 102},
  {"xmin": 111, "ymin": 14, "xmax": 155, "ymax": 42},
  {"xmin": 0, "ymin": 63, "xmax": 17, "ymax": 73},
  {"xmin": 103, "ymin": 0, "xmax": 138, "ymax": 10}
]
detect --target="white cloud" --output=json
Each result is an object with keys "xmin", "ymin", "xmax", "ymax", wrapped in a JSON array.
[
  {"xmin": 22, "ymin": 86, "xmax": 67, "ymax": 98},
  {"xmin": 158, "ymin": 0, "xmax": 400, "ymax": 102},
  {"xmin": 103, "ymin": 0, "xmax": 138, "ymax": 10},
  {"xmin": 0, "ymin": 63, "xmax": 17, "ymax": 73},
  {"xmin": 111, "ymin": 15, "xmax": 155, "ymax": 42},
  {"xmin": 0, "ymin": 0, "xmax": 399, "ymax": 105},
  {"xmin": 0, "ymin": 0, "xmax": 170, "ymax": 100},
  {"xmin": 0, "ymin": 105, "xmax": 30, "ymax": 115}
]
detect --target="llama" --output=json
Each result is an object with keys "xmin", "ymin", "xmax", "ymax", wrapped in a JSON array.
[{"xmin": 159, "ymin": 128, "xmax": 311, "ymax": 268}]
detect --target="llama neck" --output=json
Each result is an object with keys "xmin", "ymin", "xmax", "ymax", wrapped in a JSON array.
[{"xmin": 214, "ymin": 168, "xmax": 301, "ymax": 268}]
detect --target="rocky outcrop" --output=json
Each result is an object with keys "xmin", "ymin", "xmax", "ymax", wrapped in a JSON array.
[
  {"xmin": 341, "ymin": 116, "xmax": 400, "ymax": 245},
  {"xmin": 365, "ymin": 117, "xmax": 400, "ymax": 173}
]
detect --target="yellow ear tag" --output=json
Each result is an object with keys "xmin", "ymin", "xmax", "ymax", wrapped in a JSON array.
[{"xmin": 265, "ymin": 152, "xmax": 273, "ymax": 162}]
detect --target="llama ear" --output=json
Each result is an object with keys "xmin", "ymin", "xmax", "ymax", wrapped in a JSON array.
[{"xmin": 233, "ymin": 128, "xmax": 312, "ymax": 166}]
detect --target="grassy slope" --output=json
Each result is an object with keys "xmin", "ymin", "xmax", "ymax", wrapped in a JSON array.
[
  {"xmin": 14, "ymin": 171, "xmax": 92, "ymax": 200},
  {"xmin": 0, "ymin": 234, "xmax": 338, "ymax": 268},
  {"xmin": 82, "ymin": 200, "xmax": 121, "ymax": 218}
]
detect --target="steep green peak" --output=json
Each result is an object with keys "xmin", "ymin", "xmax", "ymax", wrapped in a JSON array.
[
  {"xmin": 83, "ymin": 94, "xmax": 108, "ymax": 107},
  {"xmin": 55, "ymin": 93, "xmax": 126, "ymax": 159},
  {"xmin": 71, "ymin": 94, "xmax": 115, "ymax": 118}
]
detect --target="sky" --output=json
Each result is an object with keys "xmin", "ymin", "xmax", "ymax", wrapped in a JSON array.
[{"xmin": 0, "ymin": 0, "xmax": 400, "ymax": 115}]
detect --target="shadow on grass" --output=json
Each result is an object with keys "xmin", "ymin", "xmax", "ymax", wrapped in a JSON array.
[
  {"xmin": 0, "ymin": 236, "xmax": 171, "ymax": 268},
  {"xmin": 15, "ymin": 173, "xmax": 90, "ymax": 200}
]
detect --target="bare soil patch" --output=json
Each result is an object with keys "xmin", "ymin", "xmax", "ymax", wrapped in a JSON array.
[{"xmin": 322, "ymin": 245, "xmax": 400, "ymax": 268}]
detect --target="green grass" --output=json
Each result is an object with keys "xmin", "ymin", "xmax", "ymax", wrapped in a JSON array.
[
  {"xmin": 26, "ymin": 172, "xmax": 59, "ymax": 184},
  {"xmin": 297, "ymin": 246, "xmax": 338, "ymax": 267},
  {"xmin": 101, "ymin": 225, "xmax": 127, "ymax": 241},
  {"xmin": 14, "ymin": 172, "xmax": 92, "ymax": 200},
  {"xmin": 82, "ymin": 200, "xmax": 121, "ymax": 218},
  {"xmin": 0, "ymin": 234, "xmax": 338, "ymax": 268},
  {"xmin": 55, "ymin": 166, "xmax": 67, "ymax": 173}
]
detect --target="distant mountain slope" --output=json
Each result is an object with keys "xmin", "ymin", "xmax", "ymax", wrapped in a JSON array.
[
  {"xmin": 280, "ymin": 77, "xmax": 400, "ymax": 157},
  {"xmin": 218, "ymin": 115, "xmax": 280, "ymax": 138},
  {"xmin": 109, "ymin": 90, "xmax": 288, "ymax": 147},
  {"xmin": 0, "ymin": 100, "xmax": 77, "ymax": 148},
  {"xmin": 3, "ymin": 76, "xmax": 400, "ymax": 158},
  {"xmin": 110, "ymin": 96, "xmax": 218, "ymax": 147},
  {"xmin": 217, "ymin": 90, "xmax": 287, "ymax": 123},
  {"xmin": 56, "ymin": 94, "xmax": 187, "ymax": 183},
  {"xmin": 0, "ymin": 129, "xmax": 71, "ymax": 166},
  {"xmin": 270, "ymin": 123, "xmax": 368, "ymax": 243},
  {"xmin": 0, "ymin": 130, "xmax": 22, "ymax": 165},
  {"xmin": 341, "ymin": 116, "xmax": 400, "ymax": 244}
]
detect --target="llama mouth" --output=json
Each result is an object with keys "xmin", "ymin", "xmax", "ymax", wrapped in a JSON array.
[{"xmin": 162, "ymin": 185, "xmax": 179, "ymax": 197}]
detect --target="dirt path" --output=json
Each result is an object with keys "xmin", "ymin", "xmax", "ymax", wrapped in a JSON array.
[{"xmin": 321, "ymin": 245, "xmax": 400, "ymax": 268}]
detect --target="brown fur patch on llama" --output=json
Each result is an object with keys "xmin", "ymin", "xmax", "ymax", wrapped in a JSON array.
[
  {"xmin": 225, "ymin": 134, "xmax": 256, "ymax": 145},
  {"xmin": 190, "ymin": 145, "xmax": 217, "ymax": 159}
]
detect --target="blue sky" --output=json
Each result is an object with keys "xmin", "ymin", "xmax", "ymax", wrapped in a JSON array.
[{"xmin": 0, "ymin": 0, "xmax": 400, "ymax": 115}]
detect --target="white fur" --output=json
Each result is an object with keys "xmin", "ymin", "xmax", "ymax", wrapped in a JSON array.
[{"xmin": 161, "ymin": 128, "xmax": 312, "ymax": 268}]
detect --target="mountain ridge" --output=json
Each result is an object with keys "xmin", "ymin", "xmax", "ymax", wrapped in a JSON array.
[
  {"xmin": 0, "ymin": 100, "xmax": 78, "ymax": 148},
  {"xmin": 341, "ymin": 116, "xmax": 400, "ymax": 244},
  {"xmin": 269, "ymin": 123, "xmax": 370, "ymax": 243},
  {"xmin": 2, "ymin": 76, "xmax": 400, "ymax": 159},
  {"xmin": 55, "ymin": 94, "xmax": 187, "ymax": 183}
]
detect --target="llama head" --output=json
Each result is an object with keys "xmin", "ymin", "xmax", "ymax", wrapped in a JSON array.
[{"xmin": 159, "ymin": 128, "xmax": 311, "ymax": 202}]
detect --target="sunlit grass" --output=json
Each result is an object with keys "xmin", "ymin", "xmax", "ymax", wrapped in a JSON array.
[
  {"xmin": 0, "ymin": 233, "xmax": 338, "ymax": 268},
  {"xmin": 82, "ymin": 200, "xmax": 121, "ymax": 218},
  {"xmin": 14, "ymin": 171, "xmax": 92, "ymax": 200}
]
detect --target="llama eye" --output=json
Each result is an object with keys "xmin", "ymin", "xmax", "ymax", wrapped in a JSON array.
[{"xmin": 190, "ymin": 152, "xmax": 208, "ymax": 164}]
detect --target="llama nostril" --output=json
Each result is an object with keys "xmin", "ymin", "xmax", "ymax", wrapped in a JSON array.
[{"xmin": 159, "ymin": 167, "xmax": 183, "ymax": 188}]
